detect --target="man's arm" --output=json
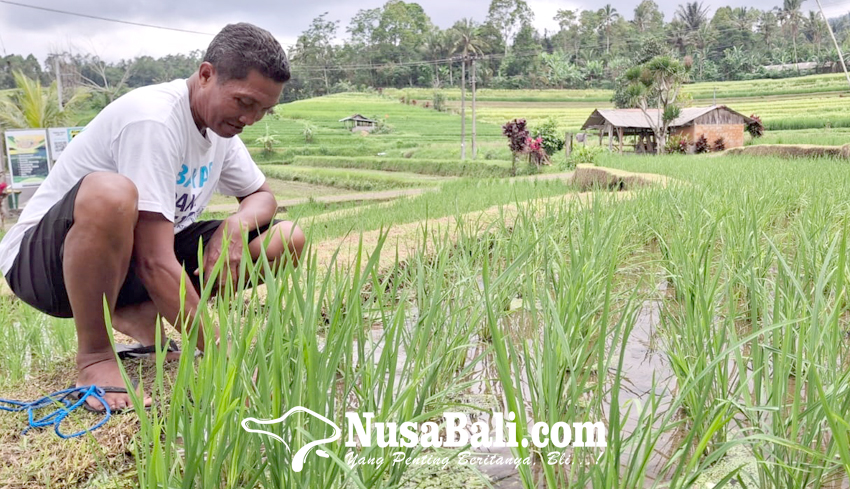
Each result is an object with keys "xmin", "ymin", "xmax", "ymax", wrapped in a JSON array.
[
  {"xmin": 134, "ymin": 211, "xmax": 207, "ymax": 351},
  {"xmin": 200, "ymin": 182, "xmax": 277, "ymax": 287},
  {"xmin": 232, "ymin": 181, "xmax": 277, "ymax": 231}
]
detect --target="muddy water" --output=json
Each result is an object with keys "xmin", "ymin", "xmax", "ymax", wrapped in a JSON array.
[
  {"xmin": 339, "ymin": 281, "xmax": 681, "ymax": 487},
  {"xmin": 603, "ymin": 280, "xmax": 679, "ymax": 484}
]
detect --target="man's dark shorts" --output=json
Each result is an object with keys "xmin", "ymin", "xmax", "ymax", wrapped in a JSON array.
[{"xmin": 5, "ymin": 177, "xmax": 279, "ymax": 318}]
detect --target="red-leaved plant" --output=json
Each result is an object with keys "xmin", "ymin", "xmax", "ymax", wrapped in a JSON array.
[{"xmin": 746, "ymin": 114, "xmax": 765, "ymax": 138}]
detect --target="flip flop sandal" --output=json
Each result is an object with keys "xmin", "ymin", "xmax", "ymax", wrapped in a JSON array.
[
  {"xmin": 65, "ymin": 381, "xmax": 147, "ymax": 414},
  {"xmin": 116, "ymin": 338, "xmax": 181, "ymax": 360}
]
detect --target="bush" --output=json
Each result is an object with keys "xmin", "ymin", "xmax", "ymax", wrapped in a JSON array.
[
  {"xmin": 255, "ymin": 123, "xmax": 278, "ymax": 156},
  {"xmin": 695, "ymin": 135, "xmax": 710, "ymax": 154},
  {"xmin": 666, "ymin": 134, "xmax": 689, "ymax": 154},
  {"xmin": 746, "ymin": 114, "xmax": 765, "ymax": 138},
  {"xmin": 371, "ymin": 118, "xmax": 393, "ymax": 135},
  {"xmin": 568, "ymin": 145, "xmax": 603, "ymax": 167},
  {"xmin": 713, "ymin": 137, "xmax": 726, "ymax": 152},
  {"xmin": 301, "ymin": 122, "xmax": 317, "ymax": 144},
  {"xmin": 432, "ymin": 92, "xmax": 446, "ymax": 112},
  {"xmin": 531, "ymin": 117, "xmax": 565, "ymax": 157}
]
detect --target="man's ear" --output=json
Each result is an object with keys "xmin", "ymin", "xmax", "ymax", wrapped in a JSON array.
[{"xmin": 198, "ymin": 62, "xmax": 216, "ymax": 86}]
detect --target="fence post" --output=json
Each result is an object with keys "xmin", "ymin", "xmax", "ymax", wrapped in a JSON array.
[{"xmin": 565, "ymin": 132, "xmax": 572, "ymax": 159}]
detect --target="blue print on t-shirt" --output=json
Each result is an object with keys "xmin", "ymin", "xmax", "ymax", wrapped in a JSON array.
[{"xmin": 176, "ymin": 162, "xmax": 213, "ymax": 189}]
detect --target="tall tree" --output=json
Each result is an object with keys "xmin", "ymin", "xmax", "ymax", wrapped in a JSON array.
[
  {"xmin": 633, "ymin": 0, "xmax": 664, "ymax": 34},
  {"xmin": 625, "ymin": 56, "xmax": 691, "ymax": 154},
  {"xmin": 347, "ymin": 8, "xmax": 382, "ymax": 84},
  {"xmin": 803, "ymin": 10, "xmax": 826, "ymax": 58},
  {"xmin": 0, "ymin": 55, "xmax": 47, "ymax": 89},
  {"xmin": 486, "ymin": 0, "xmax": 533, "ymax": 56},
  {"xmin": 758, "ymin": 10, "xmax": 780, "ymax": 50},
  {"xmin": 598, "ymin": 5, "xmax": 620, "ymax": 54},
  {"xmin": 675, "ymin": 1, "xmax": 710, "ymax": 33},
  {"xmin": 778, "ymin": 0, "xmax": 804, "ymax": 69},
  {"xmin": 420, "ymin": 29, "xmax": 450, "ymax": 86},
  {"xmin": 291, "ymin": 13, "xmax": 340, "ymax": 93},
  {"xmin": 554, "ymin": 9, "xmax": 577, "ymax": 54}
]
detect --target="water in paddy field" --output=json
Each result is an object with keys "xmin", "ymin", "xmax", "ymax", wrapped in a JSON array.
[
  {"xmin": 342, "ymin": 281, "xmax": 683, "ymax": 487},
  {"xmin": 335, "ymin": 278, "xmax": 850, "ymax": 488}
]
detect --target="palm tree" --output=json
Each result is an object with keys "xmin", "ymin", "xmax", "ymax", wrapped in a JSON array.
[
  {"xmin": 675, "ymin": 1, "xmax": 709, "ymax": 33},
  {"xmin": 691, "ymin": 24, "xmax": 716, "ymax": 78},
  {"xmin": 732, "ymin": 7, "xmax": 757, "ymax": 39},
  {"xmin": 632, "ymin": 0, "xmax": 659, "ymax": 33},
  {"xmin": 0, "ymin": 70, "xmax": 88, "ymax": 181},
  {"xmin": 667, "ymin": 19, "xmax": 690, "ymax": 56},
  {"xmin": 758, "ymin": 10, "xmax": 780, "ymax": 50},
  {"xmin": 450, "ymin": 19, "xmax": 489, "ymax": 160},
  {"xmin": 0, "ymin": 71, "xmax": 88, "ymax": 129},
  {"xmin": 598, "ymin": 4, "xmax": 620, "ymax": 54},
  {"xmin": 778, "ymin": 0, "xmax": 804, "ymax": 71},
  {"xmin": 420, "ymin": 30, "xmax": 450, "ymax": 87},
  {"xmin": 803, "ymin": 11, "xmax": 825, "ymax": 58}
]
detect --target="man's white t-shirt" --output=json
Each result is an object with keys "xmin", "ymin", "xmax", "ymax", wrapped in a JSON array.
[{"xmin": 0, "ymin": 79, "xmax": 265, "ymax": 276}]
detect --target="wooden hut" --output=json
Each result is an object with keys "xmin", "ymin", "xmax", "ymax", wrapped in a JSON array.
[
  {"xmin": 581, "ymin": 106, "xmax": 754, "ymax": 153},
  {"xmin": 339, "ymin": 114, "xmax": 378, "ymax": 132}
]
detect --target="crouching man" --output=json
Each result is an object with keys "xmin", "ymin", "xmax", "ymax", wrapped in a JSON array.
[{"xmin": 0, "ymin": 23, "xmax": 305, "ymax": 412}]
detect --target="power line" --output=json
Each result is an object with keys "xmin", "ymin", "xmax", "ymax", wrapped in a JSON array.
[{"xmin": 0, "ymin": 0, "xmax": 215, "ymax": 36}]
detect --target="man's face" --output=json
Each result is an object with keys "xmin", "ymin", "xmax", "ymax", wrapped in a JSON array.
[{"xmin": 199, "ymin": 65, "xmax": 283, "ymax": 138}]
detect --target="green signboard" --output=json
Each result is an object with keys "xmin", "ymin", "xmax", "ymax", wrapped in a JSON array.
[{"xmin": 5, "ymin": 129, "xmax": 50, "ymax": 188}]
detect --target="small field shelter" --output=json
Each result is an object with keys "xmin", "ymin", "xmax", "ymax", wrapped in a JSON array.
[{"xmin": 581, "ymin": 106, "xmax": 755, "ymax": 153}]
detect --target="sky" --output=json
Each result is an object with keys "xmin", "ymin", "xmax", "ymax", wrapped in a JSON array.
[{"xmin": 1, "ymin": 0, "xmax": 847, "ymax": 65}]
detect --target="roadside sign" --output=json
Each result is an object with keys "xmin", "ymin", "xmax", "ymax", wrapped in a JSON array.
[
  {"xmin": 47, "ymin": 126, "xmax": 85, "ymax": 162},
  {"xmin": 5, "ymin": 129, "xmax": 50, "ymax": 188}
]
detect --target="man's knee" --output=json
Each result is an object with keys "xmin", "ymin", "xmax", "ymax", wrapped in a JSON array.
[
  {"xmin": 281, "ymin": 222, "xmax": 305, "ymax": 258},
  {"xmin": 265, "ymin": 221, "xmax": 305, "ymax": 261},
  {"xmin": 76, "ymin": 173, "xmax": 139, "ymax": 226}
]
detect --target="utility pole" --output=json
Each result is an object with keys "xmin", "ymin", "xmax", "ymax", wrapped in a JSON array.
[
  {"xmin": 460, "ymin": 54, "xmax": 466, "ymax": 160},
  {"xmin": 815, "ymin": 0, "xmax": 850, "ymax": 90},
  {"xmin": 471, "ymin": 55, "xmax": 477, "ymax": 160},
  {"xmin": 53, "ymin": 56, "xmax": 63, "ymax": 111}
]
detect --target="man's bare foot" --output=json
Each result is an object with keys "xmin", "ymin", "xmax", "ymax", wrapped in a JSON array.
[{"xmin": 76, "ymin": 352, "xmax": 152, "ymax": 412}]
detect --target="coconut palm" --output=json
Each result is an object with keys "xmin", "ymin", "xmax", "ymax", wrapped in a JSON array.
[
  {"xmin": 450, "ymin": 18, "xmax": 489, "ymax": 160},
  {"xmin": 732, "ymin": 7, "xmax": 758, "ymax": 38},
  {"xmin": 758, "ymin": 10, "xmax": 780, "ymax": 50},
  {"xmin": 667, "ymin": 19, "xmax": 690, "ymax": 55},
  {"xmin": 420, "ymin": 30, "xmax": 451, "ymax": 87},
  {"xmin": 0, "ymin": 70, "xmax": 88, "ymax": 181},
  {"xmin": 598, "ymin": 4, "xmax": 620, "ymax": 54},
  {"xmin": 0, "ymin": 70, "xmax": 88, "ymax": 129},
  {"xmin": 675, "ymin": 1, "xmax": 709, "ymax": 33},
  {"xmin": 632, "ymin": 0, "xmax": 662, "ymax": 33},
  {"xmin": 778, "ymin": 0, "xmax": 804, "ymax": 70},
  {"xmin": 803, "ymin": 11, "xmax": 826, "ymax": 58}
]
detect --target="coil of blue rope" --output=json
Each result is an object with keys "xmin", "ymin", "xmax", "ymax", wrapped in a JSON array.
[{"xmin": 0, "ymin": 386, "xmax": 111, "ymax": 439}]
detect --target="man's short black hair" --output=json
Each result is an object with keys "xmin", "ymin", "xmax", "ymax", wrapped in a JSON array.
[{"xmin": 204, "ymin": 23, "xmax": 290, "ymax": 84}]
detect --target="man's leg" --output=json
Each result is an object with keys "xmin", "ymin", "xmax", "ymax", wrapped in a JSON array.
[
  {"xmin": 64, "ymin": 172, "xmax": 152, "ymax": 411},
  {"xmin": 112, "ymin": 301, "xmax": 181, "ymax": 360},
  {"xmin": 246, "ymin": 221, "xmax": 305, "ymax": 267}
]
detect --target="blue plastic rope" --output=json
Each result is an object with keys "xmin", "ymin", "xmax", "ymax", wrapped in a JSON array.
[{"xmin": 0, "ymin": 385, "xmax": 111, "ymax": 439}]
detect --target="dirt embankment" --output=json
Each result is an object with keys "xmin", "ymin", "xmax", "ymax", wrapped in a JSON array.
[
  {"xmin": 311, "ymin": 165, "xmax": 670, "ymax": 274},
  {"xmin": 726, "ymin": 144, "xmax": 850, "ymax": 159}
]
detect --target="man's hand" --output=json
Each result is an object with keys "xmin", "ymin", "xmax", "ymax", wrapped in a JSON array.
[
  {"xmin": 135, "ymin": 211, "xmax": 209, "ymax": 351},
  {"xmin": 196, "ymin": 217, "xmax": 245, "ymax": 293}
]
